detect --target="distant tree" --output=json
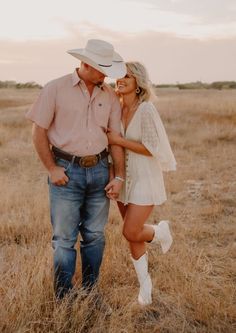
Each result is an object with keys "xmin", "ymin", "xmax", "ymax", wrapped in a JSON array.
[{"xmin": 0, "ymin": 80, "xmax": 42, "ymax": 89}]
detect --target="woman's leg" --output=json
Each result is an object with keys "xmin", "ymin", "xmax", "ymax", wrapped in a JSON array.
[
  {"xmin": 122, "ymin": 204, "xmax": 154, "ymax": 305},
  {"xmin": 117, "ymin": 201, "xmax": 128, "ymax": 219},
  {"xmin": 119, "ymin": 203, "xmax": 173, "ymax": 305},
  {"xmin": 123, "ymin": 204, "xmax": 173, "ymax": 255},
  {"xmin": 123, "ymin": 204, "xmax": 154, "ymax": 258}
]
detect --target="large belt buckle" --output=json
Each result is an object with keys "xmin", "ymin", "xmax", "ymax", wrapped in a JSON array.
[{"xmin": 79, "ymin": 155, "xmax": 98, "ymax": 168}]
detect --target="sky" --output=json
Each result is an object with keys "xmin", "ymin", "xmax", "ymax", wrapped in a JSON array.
[{"xmin": 0, "ymin": 0, "xmax": 236, "ymax": 85}]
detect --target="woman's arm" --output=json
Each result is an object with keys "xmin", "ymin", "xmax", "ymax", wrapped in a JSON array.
[
  {"xmin": 107, "ymin": 130, "xmax": 152, "ymax": 156},
  {"xmin": 119, "ymin": 137, "xmax": 152, "ymax": 156}
]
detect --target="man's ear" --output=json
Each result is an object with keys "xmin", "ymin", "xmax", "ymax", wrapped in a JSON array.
[{"xmin": 80, "ymin": 62, "xmax": 88, "ymax": 71}]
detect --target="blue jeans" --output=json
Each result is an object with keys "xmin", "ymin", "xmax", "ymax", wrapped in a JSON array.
[{"xmin": 48, "ymin": 156, "xmax": 110, "ymax": 298}]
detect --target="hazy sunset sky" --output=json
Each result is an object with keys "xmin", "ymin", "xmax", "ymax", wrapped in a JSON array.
[{"xmin": 0, "ymin": 0, "xmax": 236, "ymax": 85}]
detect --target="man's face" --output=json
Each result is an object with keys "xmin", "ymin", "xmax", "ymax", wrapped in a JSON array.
[{"xmin": 86, "ymin": 65, "xmax": 106, "ymax": 86}]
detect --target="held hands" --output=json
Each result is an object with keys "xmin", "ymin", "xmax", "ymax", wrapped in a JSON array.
[
  {"xmin": 105, "ymin": 177, "xmax": 123, "ymax": 200},
  {"xmin": 49, "ymin": 165, "xmax": 69, "ymax": 186}
]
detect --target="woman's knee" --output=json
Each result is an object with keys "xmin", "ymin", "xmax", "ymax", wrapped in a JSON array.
[{"xmin": 122, "ymin": 226, "xmax": 140, "ymax": 242}]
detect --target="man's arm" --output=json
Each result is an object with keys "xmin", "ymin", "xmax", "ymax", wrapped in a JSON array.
[
  {"xmin": 32, "ymin": 124, "xmax": 69, "ymax": 186},
  {"xmin": 104, "ymin": 91, "xmax": 125, "ymax": 199},
  {"xmin": 110, "ymin": 145, "xmax": 125, "ymax": 179},
  {"xmin": 104, "ymin": 144, "xmax": 125, "ymax": 200}
]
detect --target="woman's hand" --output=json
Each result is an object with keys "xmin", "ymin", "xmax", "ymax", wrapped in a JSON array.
[{"xmin": 107, "ymin": 128, "xmax": 123, "ymax": 145}]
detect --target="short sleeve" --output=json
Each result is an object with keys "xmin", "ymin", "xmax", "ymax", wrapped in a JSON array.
[
  {"xmin": 25, "ymin": 81, "xmax": 56, "ymax": 129},
  {"xmin": 141, "ymin": 104, "xmax": 160, "ymax": 157}
]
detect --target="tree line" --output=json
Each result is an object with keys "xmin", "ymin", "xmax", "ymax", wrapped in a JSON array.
[
  {"xmin": 0, "ymin": 81, "xmax": 42, "ymax": 89},
  {"xmin": 0, "ymin": 80, "xmax": 236, "ymax": 90},
  {"xmin": 154, "ymin": 81, "xmax": 236, "ymax": 90}
]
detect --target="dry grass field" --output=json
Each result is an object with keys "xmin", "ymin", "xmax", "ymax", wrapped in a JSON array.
[{"xmin": 0, "ymin": 87, "xmax": 235, "ymax": 333}]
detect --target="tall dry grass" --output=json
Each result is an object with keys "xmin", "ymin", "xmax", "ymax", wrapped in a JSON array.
[{"xmin": 0, "ymin": 88, "xmax": 235, "ymax": 333}]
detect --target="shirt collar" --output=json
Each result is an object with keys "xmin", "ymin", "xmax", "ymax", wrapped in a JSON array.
[{"xmin": 72, "ymin": 68, "xmax": 81, "ymax": 86}]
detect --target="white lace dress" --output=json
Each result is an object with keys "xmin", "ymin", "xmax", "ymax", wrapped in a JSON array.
[{"xmin": 118, "ymin": 101, "xmax": 176, "ymax": 206}]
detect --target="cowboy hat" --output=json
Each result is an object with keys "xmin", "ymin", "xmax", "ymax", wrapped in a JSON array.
[{"xmin": 67, "ymin": 39, "xmax": 126, "ymax": 79}]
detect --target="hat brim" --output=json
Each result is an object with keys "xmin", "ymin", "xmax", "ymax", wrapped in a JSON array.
[{"xmin": 67, "ymin": 49, "xmax": 126, "ymax": 79}]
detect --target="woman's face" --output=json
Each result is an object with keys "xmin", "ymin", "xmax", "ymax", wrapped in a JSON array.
[{"xmin": 116, "ymin": 68, "xmax": 137, "ymax": 95}]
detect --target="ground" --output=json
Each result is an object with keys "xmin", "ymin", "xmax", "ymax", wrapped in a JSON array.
[{"xmin": 0, "ymin": 87, "xmax": 235, "ymax": 332}]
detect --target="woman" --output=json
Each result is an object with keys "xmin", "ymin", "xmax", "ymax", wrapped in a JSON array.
[{"xmin": 107, "ymin": 62, "xmax": 176, "ymax": 306}]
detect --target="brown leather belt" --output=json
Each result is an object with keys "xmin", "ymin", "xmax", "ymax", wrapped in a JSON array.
[{"xmin": 52, "ymin": 146, "xmax": 108, "ymax": 168}]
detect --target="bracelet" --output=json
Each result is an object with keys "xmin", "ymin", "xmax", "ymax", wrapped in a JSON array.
[{"xmin": 115, "ymin": 176, "xmax": 125, "ymax": 182}]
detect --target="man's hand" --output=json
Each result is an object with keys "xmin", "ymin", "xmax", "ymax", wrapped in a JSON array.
[
  {"xmin": 49, "ymin": 165, "xmax": 69, "ymax": 186},
  {"xmin": 104, "ymin": 178, "xmax": 123, "ymax": 200}
]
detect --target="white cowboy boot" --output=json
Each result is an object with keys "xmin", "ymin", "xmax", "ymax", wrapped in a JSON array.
[
  {"xmin": 131, "ymin": 253, "xmax": 152, "ymax": 306},
  {"xmin": 151, "ymin": 220, "xmax": 173, "ymax": 254}
]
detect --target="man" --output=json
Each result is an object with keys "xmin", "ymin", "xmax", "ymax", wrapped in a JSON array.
[{"xmin": 26, "ymin": 39, "xmax": 126, "ymax": 299}]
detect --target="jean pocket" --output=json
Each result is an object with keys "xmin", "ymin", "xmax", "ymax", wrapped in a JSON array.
[{"xmin": 55, "ymin": 158, "xmax": 72, "ymax": 172}]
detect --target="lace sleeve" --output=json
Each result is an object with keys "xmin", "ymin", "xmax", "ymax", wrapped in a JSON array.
[
  {"xmin": 141, "ymin": 102, "xmax": 177, "ymax": 171},
  {"xmin": 141, "ymin": 105, "xmax": 160, "ymax": 157}
]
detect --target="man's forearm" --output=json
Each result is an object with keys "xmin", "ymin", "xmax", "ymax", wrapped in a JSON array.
[
  {"xmin": 110, "ymin": 145, "xmax": 125, "ymax": 179},
  {"xmin": 32, "ymin": 124, "xmax": 56, "ymax": 172}
]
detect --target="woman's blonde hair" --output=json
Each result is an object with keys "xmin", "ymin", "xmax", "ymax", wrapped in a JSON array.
[{"xmin": 126, "ymin": 61, "xmax": 157, "ymax": 103}]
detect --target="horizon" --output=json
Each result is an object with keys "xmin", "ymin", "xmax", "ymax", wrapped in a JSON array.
[{"xmin": 1, "ymin": 78, "xmax": 236, "ymax": 87}]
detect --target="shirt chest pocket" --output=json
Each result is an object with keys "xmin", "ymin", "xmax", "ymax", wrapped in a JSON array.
[{"xmin": 94, "ymin": 105, "xmax": 110, "ymax": 128}]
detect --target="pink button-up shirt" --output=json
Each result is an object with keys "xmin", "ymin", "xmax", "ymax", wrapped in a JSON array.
[{"xmin": 26, "ymin": 69, "xmax": 121, "ymax": 156}]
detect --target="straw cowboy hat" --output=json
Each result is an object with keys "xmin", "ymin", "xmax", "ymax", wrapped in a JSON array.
[{"xmin": 67, "ymin": 39, "xmax": 126, "ymax": 79}]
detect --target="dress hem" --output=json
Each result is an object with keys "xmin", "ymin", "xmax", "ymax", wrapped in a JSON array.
[{"xmin": 117, "ymin": 199, "xmax": 167, "ymax": 206}]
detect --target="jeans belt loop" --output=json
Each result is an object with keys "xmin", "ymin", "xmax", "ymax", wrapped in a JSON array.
[{"xmin": 71, "ymin": 155, "xmax": 76, "ymax": 166}]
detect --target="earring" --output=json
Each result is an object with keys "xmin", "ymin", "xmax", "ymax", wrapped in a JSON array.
[{"xmin": 136, "ymin": 87, "xmax": 141, "ymax": 94}]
